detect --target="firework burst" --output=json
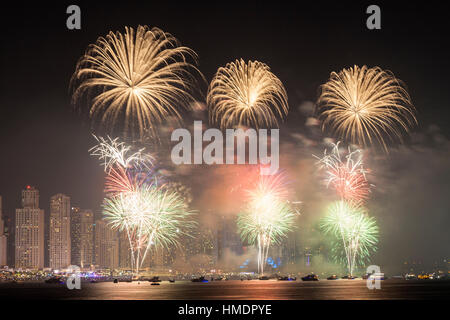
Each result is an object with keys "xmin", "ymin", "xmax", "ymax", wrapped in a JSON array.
[
  {"xmin": 237, "ymin": 172, "xmax": 297, "ymax": 274},
  {"xmin": 315, "ymin": 142, "xmax": 371, "ymax": 206},
  {"xmin": 90, "ymin": 136, "xmax": 195, "ymax": 274},
  {"xmin": 317, "ymin": 65, "xmax": 417, "ymax": 151},
  {"xmin": 247, "ymin": 170, "xmax": 291, "ymax": 203},
  {"xmin": 104, "ymin": 166, "xmax": 150, "ymax": 195},
  {"xmin": 103, "ymin": 183, "xmax": 196, "ymax": 273},
  {"xmin": 207, "ymin": 59, "xmax": 288, "ymax": 129},
  {"xmin": 71, "ymin": 25, "xmax": 203, "ymax": 139},
  {"xmin": 320, "ymin": 201, "xmax": 379, "ymax": 276},
  {"xmin": 89, "ymin": 135, "xmax": 154, "ymax": 173}
]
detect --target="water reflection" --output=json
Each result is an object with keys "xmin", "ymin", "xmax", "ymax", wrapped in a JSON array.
[{"xmin": 1, "ymin": 280, "xmax": 449, "ymax": 300}]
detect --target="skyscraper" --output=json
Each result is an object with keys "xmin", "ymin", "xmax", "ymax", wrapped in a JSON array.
[
  {"xmin": 119, "ymin": 230, "xmax": 132, "ymax": 269},
  {"xmin": 21, "ymin": 186, "xmax": 39, "ymax": 208},
  {"xmin": 94, "ymin": 219, "xmax": 119, "ymax": 270},
  {"xmin": 49, "ymin": 194, "xmax": 71, "ymax": 270},
  {"xmin": 217, "ymin": 216, "xmax": 243, "ymax": 261},
  {"xmin": 71, "ymin": 207, "xmax": 94, "ymax": 269},
  {"xmin": 15, "ymin": 186, "xmax": 45, "ymax": 269},
  {"xmin": 0, "ymin": 196, "xmax": 7, "ymax": 266},
  {"xmin": 179, "ymin": 226, "xmax": 218, "ymax": 272}
]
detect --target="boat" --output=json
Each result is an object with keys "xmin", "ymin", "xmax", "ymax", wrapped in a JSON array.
[
  {"xmin": 278, "ymin": 276, "xmax": 296, "ymax": 281},
  {"xmin": 151, "ymin": 282, "xmax": 160, "ymax": 285},
  {"xmin": 364, "ymin": 273, "xmax": 385, "ymax": 280},
  {"xmin": 370, "ymin": 273, "xmax": 385, "ymax": 280},
  {"xmin": 113, "ymin": 278, "xmax": 119, "ymax": 283},
  {"xmin": 258, "ymin": 276, "xmax": 270, "ymax": 280},
  {"xmin": 148, "ymin": 276, "xmax": 162, "ymax": 283},
  {"xmin": 191, "ymin": 276, "xmax": 208, "ymax": 283},
  {"xmin": 132, "ymin": 276, "xmax": 141, "ymax": 282},
  {"xmin": 45, "ymin": 276, "xmax": 63, "ymax": 284},
  {"xmin": 327, "ymin": 275, "xmax": 339, "ymax": 280},
  {"xmin": 341, "ymin": 275, "xmax": 356, "ymax": 280},
  {"xmin": 168, "ymin": 279, "xmax": 175, "ymax": 283},
  {"xmin": 301, "ymin": 274, "xmax": 319, "ymax": 281},
  {"xmin": 405, "ymin": 273, "xmax": 417, "ymax": 280}
]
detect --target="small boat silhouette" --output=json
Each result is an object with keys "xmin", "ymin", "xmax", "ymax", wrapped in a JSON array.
[{"xmin": 191, "ymin": 276, "xmax": 208, "ymax": 283}]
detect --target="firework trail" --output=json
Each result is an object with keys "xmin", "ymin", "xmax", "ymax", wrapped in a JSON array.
[
  {"xmin": 237, "ymin": 172, "xmax": 297, "ymax": 274},
  {"xmin": 104, "ymin": 166, "xmax": 149, "ymax": 195},
  {"xmin": 320, "ymin": 201, "xmax": 379, "ymax": 276},
  {"xmin": 103, "ymin": 183, "xmax": 196, "ymax": 273},
  {"xmin": 72, "ymin": 25, "xmax": 203, "ymax": 140},
  {"xmin": 317, "ymin": 65, "xmax": 417, "ymax": 151},
  {"xmin": 207, "ymin": 59, "xmax": 288, "ymax": 130},
  {"xmin": 89, "ymin": 135, "xmax": 154, "ymax": 173},
  {"xmin": 90, "ymin": 136, "xmax": 195, "ymax": 274},
  {"xmin": 314, "ymin": 142, "xmax": 371, "ymax": 206},
  {"xmin": 315, "ymin": 142, "xmax": 378, "ymax": 275}
]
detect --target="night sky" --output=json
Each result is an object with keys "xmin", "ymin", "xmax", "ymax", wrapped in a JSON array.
[{"xmin": 1, "ymin": 1, "xmax": 449, "ymax": 271}]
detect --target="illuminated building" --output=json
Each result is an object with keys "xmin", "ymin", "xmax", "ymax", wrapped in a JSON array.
[
  {"xmin": 287, "ymin": 232, "xmax": 300, "ymax": 264},
  {"xmin": 15, "ymin": 186, "xmax": 45, "ymax": 269},
  {"xmin": 49, "ymin": 194, "xmax": 71, "ymax": 270},
  {"xmin": 94, "ymin": 219, "xmax": 119, "ymax": 269},
  {"xmin": 217, "ymin": 216, "xmax": 242, "ymax": 261},
  {"xmin": 0, "ymin": 196, "xmax": 7, "ymax": 266},
  {"xmin": 71, "ymin": 207, "xmax": 94, "ymax": 269},
  {"xmin": 179, "ymin": 226, "xmax": 217, "ymax": 272},
  {"xmin": 118, "ymin": 230, "xmax": 132, "ymax": 269},
  {"xmin": 21, "ymin": 185, "xmax": 39, "ymax": 208}
]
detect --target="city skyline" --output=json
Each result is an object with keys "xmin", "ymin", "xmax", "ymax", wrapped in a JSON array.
[
  {"xmin": 0, "ymin": 186, "xmax": 340, "ymax": 274},
  {"xmin": 0, "ymin": 184, "xmax": 448, "ymax": 274}
]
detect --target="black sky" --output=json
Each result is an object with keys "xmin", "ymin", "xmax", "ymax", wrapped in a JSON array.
[{"xmin": 0, "ymin": 1, "xmax": 449, "ymax": 269}]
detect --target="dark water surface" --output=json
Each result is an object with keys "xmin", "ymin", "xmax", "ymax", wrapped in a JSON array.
[{"xmin": 1, "ymin": 279, "xmax": 449, "ymax": 300}]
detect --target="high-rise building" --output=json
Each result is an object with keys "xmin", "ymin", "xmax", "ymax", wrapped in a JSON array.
[
  {"xmin": 94, "ymin": 219, "xmax": 119, "ymax": 270},
  {"xmin": 119, "ymin": 230, "xmax": 132, "ymax": 269},
  {"xmin": 71, "ymin": 207, "xmax": 94, "ymax": 269},
  {"xmin": 179, "ymin": 226, "xmax": 218, "ymax": 272},
  {"xmin": 282, "ymin": 230, "xmax": 300, "ymax": 267},
  {"xmin": 21, "ymin": 186, "xmax": 39, "ymax": 208},
  {"xmin": 15, "ymin": 186, "xmax": 45, "ymax": 269},
  {"xmin": 217, "ymin": 216, "xmax": 243, "ymax": 261},
  {"xmin": 70, "ymin": 207, "xmax": 81, "ymax": 266},
  {"xmin": 3, "ymin": 215, "xmax": 13, "ymax": 267},
  {"xmin": 0, "ymin": 196, "xmax": 7, "ymax": 266},
  {"xmin": 49, "ymin": 194, "xmax": 71, "ymax": 270}
]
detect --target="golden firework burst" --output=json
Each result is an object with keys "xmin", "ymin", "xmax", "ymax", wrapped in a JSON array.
[
  {"xmin": 317, "ymin": 65, "xmax": 417, "ymax": 151},
  {"xmin": 207, "ymin": 59, "xmax": 288, "ymax": 129},
  {"xmin": 71, "ymin": 25, "xmax": 203, "ymax": 140}
]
